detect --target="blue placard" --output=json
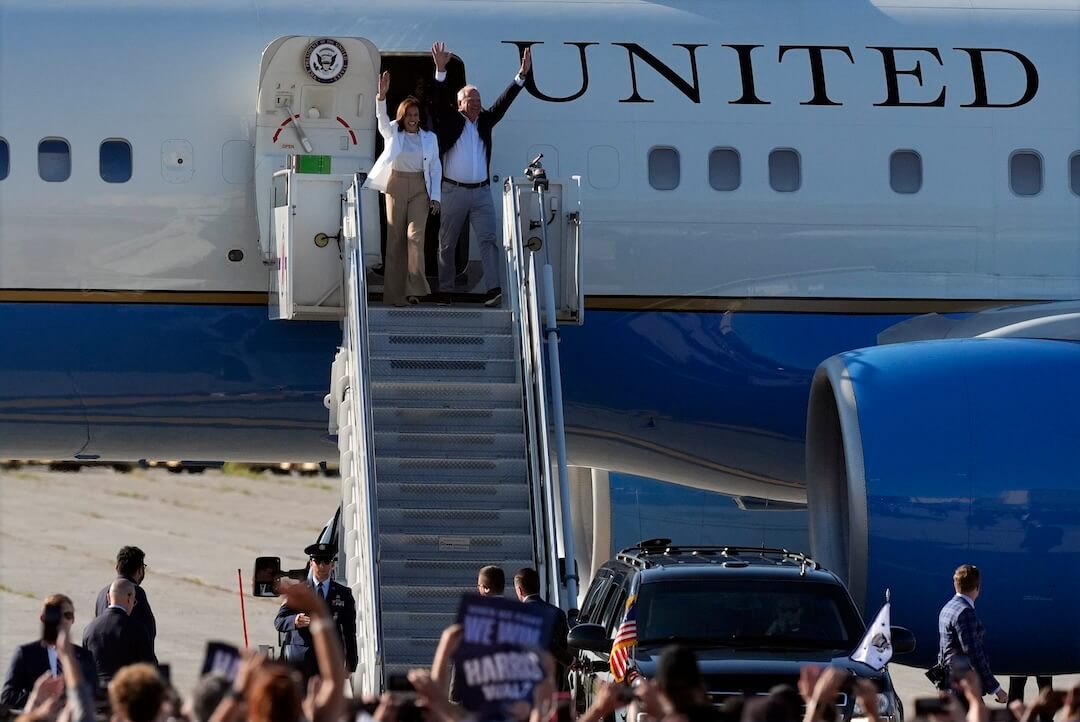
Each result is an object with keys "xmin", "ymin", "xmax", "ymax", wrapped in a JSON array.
[{"xmin": 452, "ymin": 594, "xmax": 555, "ymax": 717}]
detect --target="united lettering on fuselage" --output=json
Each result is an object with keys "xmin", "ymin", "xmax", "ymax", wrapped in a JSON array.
[{"xmin": 504, "ymin": 40, "xmax": 1039, "ymax": 108}]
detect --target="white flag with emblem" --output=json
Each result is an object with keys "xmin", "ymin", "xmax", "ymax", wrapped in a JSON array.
[{"xmin": 850, "ymin": 601, "xmax": 892, "ymax": 670}]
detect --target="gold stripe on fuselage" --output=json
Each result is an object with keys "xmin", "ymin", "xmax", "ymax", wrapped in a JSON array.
[{"xmin": 0, "ymin": 289, "xmax": 1044, "ymax": 314}]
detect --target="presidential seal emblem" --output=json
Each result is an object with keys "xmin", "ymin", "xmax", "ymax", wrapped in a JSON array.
[{"xmin": 304, "ymin": 38, "xmax": 348, "ymax": 84}]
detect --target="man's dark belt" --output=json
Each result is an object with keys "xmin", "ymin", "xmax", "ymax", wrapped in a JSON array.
[{"xmin": 443, "ymin": 177, "xmax": 490, "ymax": 189}]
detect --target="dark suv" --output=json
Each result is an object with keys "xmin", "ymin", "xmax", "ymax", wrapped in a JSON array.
[{"xmin": 567, "ymin": 541, "xmax": 914, "ymax": 722}]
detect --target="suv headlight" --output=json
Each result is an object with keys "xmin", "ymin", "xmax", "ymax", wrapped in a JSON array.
[{"xmin": 852, "ymin": 693, "xmax": 891, "ymax": 717}]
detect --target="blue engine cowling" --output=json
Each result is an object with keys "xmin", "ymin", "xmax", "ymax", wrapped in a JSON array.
[{"xmin": 806, "ymin": 338, "xmax": 1080, "ymax": 674}]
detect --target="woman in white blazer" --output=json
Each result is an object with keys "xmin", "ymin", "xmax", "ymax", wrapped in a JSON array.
[{"xmin": 364, "ymin": 71, "xmax": 442, "ymax": 305}]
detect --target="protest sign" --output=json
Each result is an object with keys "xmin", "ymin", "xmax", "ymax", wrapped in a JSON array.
[{"xmin": 452, "ymin": 594, "xmax": 555, "ymax": 716}]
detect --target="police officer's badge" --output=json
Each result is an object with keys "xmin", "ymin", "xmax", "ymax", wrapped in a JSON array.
[{"xmin": 304, "ymin": 38, "xmax": 348, "ymax": 84}]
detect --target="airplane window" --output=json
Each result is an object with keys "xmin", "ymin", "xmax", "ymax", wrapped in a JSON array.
[
  {"xmin": 709, "ymin": 148, "xmax": 740, "ymax": 191},
  {"xmin": 649, "ymin": 147, "xmax": 680, "ymax": 190},
  {"xmin": 1070, "ymin": 153, "xmax": 1080, "ymax": 196},
  {"xmin": 1010, "ymin": 151, "xmax": 1042, "ymax": 197},
  {"xmin": 890, "ymin": 150, "xmax": 922, "ymax": 194},
  {"xmin": 0, "ymin": 138, "xmax": 8, "ymax": 181},
  {"xmin": 38, "ymin": 138, "xmax": 71, "ymax": 182},
  {"xmin": 769, "ymin": 149, "xmax": 800, "ymax": 192},
  {"xmin": 100, "ymin": 139, "xmax": 132, "ymax": 183}
]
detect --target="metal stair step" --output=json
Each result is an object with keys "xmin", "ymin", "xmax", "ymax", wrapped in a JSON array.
[
  {"xmin": 379, "ymin": 584, "xmax": 477, "ymax": 610},
  {"xmin": 373, "ymin": 431, "xmax": 525, "ymax": 458},
  {"xmin": 377, "ymin": 482, "xmax": 529, "ymax": 509},
  {"xmin": 373, "ymin": 407, "xmax": 523, "ymax": 433},
  {"xmin": 368, "ymin": 307, "xmax": 513, "ymax": 335},
  {"xmin": 370, "ymin": 332, "xmax": 514, "ymax": 360},
  {"xmin": 379, "ymin": 558, "xmax": 535, "ymax": 586},
  {"xmin": 379, "ymin": 533, "xmax": 534, "ymax": 560},
  {"xmin": 381, "ymin": 636, "xmax": 443, "ymax": 667},
  {"xmin": 370, "ymin": 356, "xmax": 517, "ymax": 382},
  {"xmin": 383, "ymin": 611, "xmax": 457, "ymax": 636},
  {"xmin": 378, "ymin": 507, "xmax": 533, "ymax": 535},
  {"xmin": 371, "ymin": 381, "xmax": 521, "ymax": 409},
  {"xmin": 376, "ymin": 456, "xmax": 528, "ymax": 482}
]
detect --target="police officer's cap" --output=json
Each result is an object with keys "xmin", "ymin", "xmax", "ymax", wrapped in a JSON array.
[{"xmin": 304, "ymin": 542, "xmax": 337, "ymax": 559}]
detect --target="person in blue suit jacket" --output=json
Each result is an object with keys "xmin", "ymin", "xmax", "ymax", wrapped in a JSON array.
[
  {"xmin": 937, "ymin": 564, "xmax": 1008, "ymax": 702},
  {"xmin": 274, "ymin": 542, "xmax": 358, "ymax": 680},
  {"xmin": 1, "ymin": 594, "xmax": 97, "ymax": 709}
]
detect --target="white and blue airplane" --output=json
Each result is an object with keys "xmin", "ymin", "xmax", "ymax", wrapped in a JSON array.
[{"xmin": 1, "ymin": 0, "xmax": 1078, "ymax": 673}]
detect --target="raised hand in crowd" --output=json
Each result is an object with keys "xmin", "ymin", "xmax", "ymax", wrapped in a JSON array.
[
  {"xmin": 852, "ymin": 677, "xmax": 882, "ymax": 722},
  {"xmin": 283, "ymin": 582, "xmax": 345, "ymax": 722},
  {"xmin": 577, "ymin": 681, "xmax": 634, "ymax": 722},
  {"xmin": 802, "ymin": 665, "xmax": 850, "ymax": 722},
  {"xmin": 1016, "ymin": 685, "xmax": 1066, "ymax": 722},
  {"xmin": 55, "ymin": 628, "xmax": 95, "ymax": 722},
  {"xmin": 407, "ymin": 668, "xmax": 464, "ymax": 722},
  {"xmin": 1064, "ymin": 682, "xmax": 1080, "ymax": 722},
  {"xmin": 430, "ymin": 623, "xmax": 462, "ymax": 699},
  {"xmin": 377, "ymin": 71, "xmax": 390, "ymax": 101},
  {"xmin": 23, "ymin": 671, "xmax": 65, "ymax": 721},
  {"xmin": 958, "ymin": 670, "xmax": 989, "ymax": 722},
  {"xmin": 208, "ymin": 649, "xmax": 267, "ymax": 722}
]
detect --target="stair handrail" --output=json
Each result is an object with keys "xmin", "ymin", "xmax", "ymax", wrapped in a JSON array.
[
  {"xmin": 501, "ymin": 177, "xmax": 569, "ymax": 610},
  {"xmin": 341, "ymin": 175, "xmax": 383, "ymax": 693}
]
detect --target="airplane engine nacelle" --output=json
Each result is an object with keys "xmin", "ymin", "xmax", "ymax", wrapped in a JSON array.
[{"xmin": 806, "ymin": 338, "xmax": 1080, "ymax": 674}]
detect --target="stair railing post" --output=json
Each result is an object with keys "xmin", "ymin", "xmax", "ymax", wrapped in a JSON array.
[{"xmin": 524, "ymin": 156, "xmax": 579, "ymax": 609}]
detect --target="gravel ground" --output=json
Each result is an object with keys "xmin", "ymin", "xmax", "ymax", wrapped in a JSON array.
[{"xmin": 1, "ymin": 466, "xmax": 1074, "ymax": 711}]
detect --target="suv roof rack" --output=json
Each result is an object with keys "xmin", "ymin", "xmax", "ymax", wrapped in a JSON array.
[{"xmin": 615, "ymin": 541, "xmax": 822, "ymax": 574}]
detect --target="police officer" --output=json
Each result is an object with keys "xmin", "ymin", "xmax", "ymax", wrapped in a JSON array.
[{"xmin": 274, "ymin": 541, "xmax": 358, "ymax": 680}]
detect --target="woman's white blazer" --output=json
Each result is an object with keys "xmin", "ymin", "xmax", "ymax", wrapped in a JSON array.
[{"xmin": 363, "ymin": 98, "xmax": 442, "ymax": 203}]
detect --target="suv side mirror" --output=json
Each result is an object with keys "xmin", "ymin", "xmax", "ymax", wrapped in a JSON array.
[
  {"xmin": 890, "ymin": 626, "xmax": 916, "ymax": 655},
  {"xmin": 252, "ymin": 557, "xmax": 308, "ymax": 597},
  {"xmin": 568, "ymin": 623, "xmax": 611, "ymax": 654},
  {"xmin": 253, "ymin": 557, "xmax": 283, "ymax": 597}
]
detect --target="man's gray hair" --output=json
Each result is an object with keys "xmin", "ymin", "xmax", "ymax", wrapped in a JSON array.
[{"xmin": 457, "ymin": 84, "xmax": 479, "ymax": 102}]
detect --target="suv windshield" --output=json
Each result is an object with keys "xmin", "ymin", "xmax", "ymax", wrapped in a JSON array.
[{"xmin": 635, "ymin": 579, "xmax": 864, "ymax": 650}]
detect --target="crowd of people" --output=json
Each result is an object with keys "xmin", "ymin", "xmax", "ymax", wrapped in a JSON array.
[{"xmin": 4, "ymin": 547, "xmax": 1080, "ymax": 722}]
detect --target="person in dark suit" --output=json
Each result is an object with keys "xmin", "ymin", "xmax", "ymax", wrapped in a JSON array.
[
  {"xmin": 82, "ymin": 578, "xmax": 156, "ymax": 686},
  {"xmin": 513, "ymin": 567, "xmax": 571, "ymax": 690},
  {"xmin": 429, "ymin": 41, "xmax": 532, "ymax": 305},
  {"xmin": 95, "ymin": 546, "xmax": 156, "ymax": 656},
  {"xmin": 936, "ymin": 564, "xmax": 1007, "ymax": 702},
  {"xmin": 273, "ymin": 541, "xmax": 358, "ymax": 680},
  {"xmin": 1, "ymin": 594, "xmax": 97, "ymax": 708}
]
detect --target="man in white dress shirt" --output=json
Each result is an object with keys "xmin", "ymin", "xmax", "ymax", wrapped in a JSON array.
[{"xmin": 430, "ymin": 41, "xmax": 532, "ymax": 306}]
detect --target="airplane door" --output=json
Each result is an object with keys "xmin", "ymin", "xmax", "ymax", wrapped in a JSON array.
[{"xmin": 255, "ymin": 36, "xmax": 381, "ymax": 263}]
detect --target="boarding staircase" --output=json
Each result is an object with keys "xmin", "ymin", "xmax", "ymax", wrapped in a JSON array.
[
  {"xmin": 365, "ymin": 304, "xmax": 536, "ymax": 679},
  {"xmin": 268, "ymin": 164, "xmax": 582, "ymax": 693}
]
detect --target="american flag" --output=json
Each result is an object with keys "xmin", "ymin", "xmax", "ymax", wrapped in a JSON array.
[{"xmin": 609, "ymin": 595, "xmax": 637, "ymax": 683}]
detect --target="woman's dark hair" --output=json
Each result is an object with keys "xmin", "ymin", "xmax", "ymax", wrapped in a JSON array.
[{"xmin": 395, "ymin": 96, "xmax": 422, "ymax": 130}]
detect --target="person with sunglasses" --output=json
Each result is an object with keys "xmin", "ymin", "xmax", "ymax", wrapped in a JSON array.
[
  {"xmin": 273, "ymin": 541, "xmax": 358, "ymax": 682},
  {"xmin": 1, "ymin": 594, "xmax": 98, "ymax": 709}
]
